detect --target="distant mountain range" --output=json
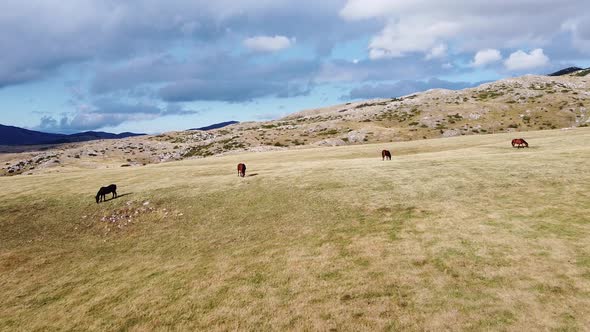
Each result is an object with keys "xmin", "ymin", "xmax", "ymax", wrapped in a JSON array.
[
  {"xmin": 189, "ymin": 121, "xmax": 239, "ymax": 131},
  {"xmin": 0, "ymin": 124, "xmax": 144, "ymax": 146}
]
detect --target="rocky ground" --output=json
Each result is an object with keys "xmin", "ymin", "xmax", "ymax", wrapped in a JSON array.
[{"xmin": 2, "ymin": 72, "xmax": 589, "ymax": 177}]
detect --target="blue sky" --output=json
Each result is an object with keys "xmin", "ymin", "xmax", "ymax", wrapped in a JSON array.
[{"xmin": 0, "ymin": 0, "xmax": 589, "ymax": 134}]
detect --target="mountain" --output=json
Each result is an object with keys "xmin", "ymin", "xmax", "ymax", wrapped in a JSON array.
[
  {"xmin": 0, "ymin": 124, "xmax": 144, "ymax": 146},
  {"xmin": 52, "ymin": 131, "xmax": 145, "ymax": 143},
  {"xmin": 548, "ymin": 67, "xmax": 583, "ymax": 76},
  {"xmin": 189, "ymin": 121, "xmax": 239, "ymax": 131}
]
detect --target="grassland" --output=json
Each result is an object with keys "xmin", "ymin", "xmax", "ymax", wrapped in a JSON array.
[{"xmin": 1, "ymin": 128, "xmax": 590, "ymax": 331}]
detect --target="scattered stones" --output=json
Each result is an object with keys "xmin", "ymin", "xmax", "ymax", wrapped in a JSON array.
[{"xmin": 95, "ymin": 201, "xmax": 180, "ymax": 233}]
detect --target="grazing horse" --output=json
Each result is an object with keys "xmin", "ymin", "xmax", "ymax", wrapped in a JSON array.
[
  {"xmin": 511, "ymin": 138, "xmax": 529, "ymax": 148},
  {"xmin": 96, "ymin": 184, "xmax": 117, "ymax": 203},
  {"xmin": 237, "ymin": 163, "xmax": 246, "ymax": 177},
  {"xmin": 382, "ymin": 150, "xmax": 392, "ymax": 160}
]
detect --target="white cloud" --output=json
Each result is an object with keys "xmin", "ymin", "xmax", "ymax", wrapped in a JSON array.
[
  {"xmin": 425, "ymin": 44, "xmax": 447, "ymax": 60},
  {"xmin": 504, "ymin": 48, "xmax": 550, "ymax": 70},
  {"xmin": 340, "ymin": 0, "xmax": 590, "ymax": 60},
  {"xmin": 368, "ymin": 19, "xmax": 459, "ymax": 59},
  {"xmin": 243, "ymin": 35, "xmax": 294, "ymax": 52},
  {"xmin": 471, "ymin": 49, "xmax": 502, "ymax": 67}
]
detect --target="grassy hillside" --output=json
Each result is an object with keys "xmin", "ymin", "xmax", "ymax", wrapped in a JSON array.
[
  {"xmin": 1, "ymin": 128, "xmax": 590, "ymax": 330},
  {"xmin": 2, "ymin": 74, "xmax": 589, "ymax": 177}
]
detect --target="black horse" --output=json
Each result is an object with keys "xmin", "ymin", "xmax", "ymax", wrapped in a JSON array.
[{"xmin": 96, "ymin": 184, "xmax": 117, "ymax": 203}]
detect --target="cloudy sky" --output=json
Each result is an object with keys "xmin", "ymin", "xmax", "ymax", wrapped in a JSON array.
[{"xmin": 1, "ymin": 0, "xmax": 589, "ymax": 134}]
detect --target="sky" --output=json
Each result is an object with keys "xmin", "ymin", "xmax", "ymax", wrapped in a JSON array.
[{"xmin": 0, "ymin": 0, "xmax": 589, "ymax": 134}]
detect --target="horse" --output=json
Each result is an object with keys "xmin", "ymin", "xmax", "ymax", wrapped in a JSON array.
[
  {"xmin": 237, "ymin": 163, "xmax": 246, "ymax": 177},
  {"xmin": 96, "ymin": 184, "xmax": 117, "ymax": 203},
  {"xmin": 511, "ymin": 138, "xmax": 529, "ymax": 148},
  {"xmin": 382, "ymin": 150, "xmax": 392, "ymax": 160}
]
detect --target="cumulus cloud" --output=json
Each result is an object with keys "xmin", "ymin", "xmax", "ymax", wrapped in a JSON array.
[
  {"xmin": 340, "ymin": 0, "xmax": 590, "ymax": 59},
  {"xmin": 243, "ymin": 35, "xmax": 294, "ymax": 52},
  {"xmin": 504, "ymin": 49, "xmax": 550, "ymax": 70},
  {"xmin": 0, "ymin": 0, "xmax": 374, "ymax": 89},
  {"xmin": 471, "ymin": 49, "xmax": 502, "ymax": 67},
  {"xmin": 368, "ymin": 20, "xmax": 459, "ymax": 59}
]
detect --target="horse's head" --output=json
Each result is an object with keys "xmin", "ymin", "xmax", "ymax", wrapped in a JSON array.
[{"xmin": 95, "ymin": 187, "xmax": 104, "ymax": 203}]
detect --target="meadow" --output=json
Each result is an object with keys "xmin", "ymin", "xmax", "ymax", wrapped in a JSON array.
[{"xmin": 1, "ymin": 128, "xmax": 589, "ymax": 331}]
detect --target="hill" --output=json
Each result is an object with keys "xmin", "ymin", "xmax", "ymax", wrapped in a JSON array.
[
  {"xmin": 548, "ymin": 66, "xmax": 583, "ymax": 76},
  {"xmin": 1, "ymin": 128, "xmax": 589, "ymax": 330},
  {"xmin": 152, "ymin": 74, "xmax": 589, "ymax": 154},
  {"xmin": 0, "ymin": 124, "xmax": 67, "ymax": 145},
  {"xmin": 0, "ymin": 124, "xmax": 144, "ymax": 146},
  {"xmin": 1, "ymin": 73, "xmax": 589, "ymax": 177},
  {"xmin": 189, "ymin": 121, "xmax": 239, "ymax": 131}
]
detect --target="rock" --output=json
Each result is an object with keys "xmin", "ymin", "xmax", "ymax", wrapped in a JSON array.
[
  {"xmin": 346, "ymin": 130, "xmax": 367, "ymax": 143},
  {"xmin": 313, "ymin": 138, "xmax": 347, "ymax": 147}
]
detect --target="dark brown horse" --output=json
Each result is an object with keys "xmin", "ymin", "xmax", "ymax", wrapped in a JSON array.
[
  {"xmin": 237, "ymin": 163, "xmax": 246, "ymax": 177},
  {"xmin": 511, "ymin": 138, "xmax": 529, "ymax": 148},
  {"xmin": 382, "ymin": 150, "xmax": 392, "ymax": 160},
  {"xmin": 96, "ymin": 184, "xmax": 117, "ymax": 203}
]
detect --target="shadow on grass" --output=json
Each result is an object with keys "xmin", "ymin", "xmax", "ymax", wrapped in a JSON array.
[
  {"xmin": 100, "ymin": 192, "xmax": 133, "ymax": 203},
  {"xmin": 247, "ymin": 173, "xmax": 259, "ymax": 177}
]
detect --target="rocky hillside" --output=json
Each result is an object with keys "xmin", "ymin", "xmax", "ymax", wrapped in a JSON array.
[
  {"xmin": 1, "ymin": 73, "xmax": 589, "ymax": 176},
  {"xmin": 154, "ymin": 73, "xmax": 589, "ymax": 148}
]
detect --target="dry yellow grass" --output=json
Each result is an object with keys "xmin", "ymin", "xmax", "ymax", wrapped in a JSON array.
[{"xmin": 1, "ymin": 128, "xmax": 590, "ymax": 331}]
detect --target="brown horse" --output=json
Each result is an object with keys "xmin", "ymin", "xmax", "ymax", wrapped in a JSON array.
[
  {"xmin": 237, "ymin": 163, "xmax": 246, "ymax": 177},
  {"xmin": 511, "ymin": 138, "xmax": 529, "ymax": 148},
  {"xmin": 382, "ymin": 150, "xmax": 392, "ymax": 160}
]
